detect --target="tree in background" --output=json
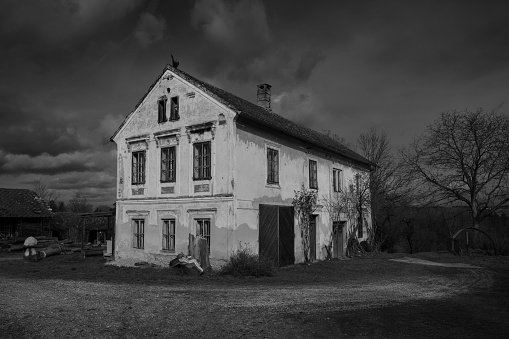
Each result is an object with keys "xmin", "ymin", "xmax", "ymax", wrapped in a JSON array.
[
  {"xmin": 68, "ymin": 193, "xmax": 93, "ymax": 213},
  {"xmin": 400, "ymin": 109, "xmax": 509, "ymax": 231},
  {"xmin": 356, "ymin": 128, "xmax": 410, "ymax": 248},
  {"xmin": 31, "ymin": 179, "xmax": 59, "ymax": 203}
]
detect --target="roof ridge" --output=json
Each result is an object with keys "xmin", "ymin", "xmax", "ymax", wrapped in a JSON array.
[{"xmin": 168, "ymin": 65, "xmax": 372, "ymax": 167}]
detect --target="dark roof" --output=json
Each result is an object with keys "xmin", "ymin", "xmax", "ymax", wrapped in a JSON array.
[
  {"xmin": 112, "ymin": 64, "xmax": 373, "ymax": 168},
  {"xmin": 0, "ymin": 188, "xmax": 53, "ymax": 218}
]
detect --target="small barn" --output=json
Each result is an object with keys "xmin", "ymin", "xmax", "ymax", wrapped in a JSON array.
[{"xmin": 0, "ymin": 188, "xmax": 53, "ymax": 238}]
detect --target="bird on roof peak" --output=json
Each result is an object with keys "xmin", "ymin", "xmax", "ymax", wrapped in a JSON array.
[{"xmin": 171, "ymin": 54, "xmax": 179, "ymax": 69}]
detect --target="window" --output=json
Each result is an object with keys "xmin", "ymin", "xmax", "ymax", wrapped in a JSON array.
[
  {"xmin": 133, "ymin": 219, "xmax": 144, "ymax": 249},
  {"xmin": 193, "ymin": 142, "xmax": 211, "ymax": 180},
  {"xmin": 333, "ymin": 168, "xmax": 343, "ymax": 192},
  {"xmin": 195, "ymin": 218, "xmax": 210, "ymax": 253},
  {"xmin": 267, "ymin": 148, "xmax": 279, "ymax": 184},
  {"xmin": 162, "ymin": 219, "xmax": 176, "ymax": 252},
  {"xmin": 158, "ymin": 97, "xmax": 167, "ymax": 123},
  {"xmin": 132, "ymin": 151, "xmax": 146, "ymax": 185},
  {"xmin": 309, "ymin": 160, "xmax": 318, "ymax": 189},
  {"xmin": 161, "ymin": 147, "xmax": 176, "ymax": 182},
  {"xmin": 170, "ymin": 96, "xmax": 179, "ymax": 120}
]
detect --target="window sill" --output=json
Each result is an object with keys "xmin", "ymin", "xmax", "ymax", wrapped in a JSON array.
[
  {"xmin": 193, "ymin": 177, "xmax": 212, "ymax": 181},
  {"xmin": 160, "ymin": 250, "xmax": 176, "ymax": 254},
  {"xmin": 265, "ymin": 183, "xmax": 280, "ymax": 189}
]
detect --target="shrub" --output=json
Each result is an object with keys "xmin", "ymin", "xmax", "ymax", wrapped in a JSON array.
[{"xmin": 219, "ymin": 246, "xmax": 276, "ymax": 277}]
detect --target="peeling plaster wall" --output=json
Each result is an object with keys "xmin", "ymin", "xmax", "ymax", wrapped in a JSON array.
[
  {"xmin": 112, "ymin": 70, "xmax": 236, "ymax": 262},
  {"xmin": 233, "ymin": 117, "xmax": 371, "ymax": 262},
  {"xmin": 115, "ymin": 198, "xmax": 233, "ymax": 263}
]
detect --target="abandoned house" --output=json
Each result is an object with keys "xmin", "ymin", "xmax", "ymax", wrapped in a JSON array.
[
  {"xmin": 110, "ymin": 64, "xmax": 373, "ymax": 266},
  {"xmin": 0, "ymin": 188, "xmax": 53, "ymax": 238}
]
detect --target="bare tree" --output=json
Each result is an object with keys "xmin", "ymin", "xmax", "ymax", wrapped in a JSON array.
[
  {"xmin": 356, "ymin": 128, "xmax": 410, "ymax": 246},
  {"xmin": 400, "ymin": 109, "xmax": 509, "ymax": 230},
  {"xmin": 31, "ymin": 179, "xmax": 59, "ymax": 203},
  {"xmin": 68, "ymin": 193, "xmax": 93, "ymax": 213}
]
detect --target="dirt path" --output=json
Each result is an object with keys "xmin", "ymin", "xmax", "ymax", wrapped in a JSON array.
[{"xmin": 390, "ymin": 257, "xmax": 483, "ymax": 268}]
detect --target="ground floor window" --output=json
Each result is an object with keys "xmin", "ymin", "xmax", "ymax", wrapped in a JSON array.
[
  {"xmin": 133, "ymin": 219, "xmax": 144, "ymax": 249},
  {"xmin": 162, "ymin": 219, "xmax": 175, "ymax": 252},
  {"xmin": 195, "ymin": 218, "xmax": 210, "ymax": 253}
]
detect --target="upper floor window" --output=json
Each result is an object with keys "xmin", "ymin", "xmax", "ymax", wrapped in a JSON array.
[
  {"xmin": 170, "ymin": 96, "xmax": 179, "ymax": 120},
  {"xmin": 267, "ymin": 148, "xmax": 279, "ymax": 184},
  {"xmin": 309, "ymin": 160, "xmax": 318, "ymax": 189},
  {"xmin": 161, "ymin": 147, "xmax": 176, "ymax": 182},
  {"xmin": 193, "ymin": 142, "xmax": 211, "ymax": 180},
  {"xmin": 333, "ymin": 168, "xmax": 342, "ymax": 192},
  {"xmin": 132, "ymin": 151, "xmax": 146, "ymax": 185},
  {"xmin": 162, "ymin": 219, "xmax": 176, "ymax": 252},
  {"xmin": 158, "ymin": 97, "xmax": 167, "ymax": 123}
]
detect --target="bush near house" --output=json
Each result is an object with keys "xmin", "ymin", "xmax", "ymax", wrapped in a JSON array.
[{"xmin": 219, "ymin": 245, "xmax": 276, "ymax": 277}]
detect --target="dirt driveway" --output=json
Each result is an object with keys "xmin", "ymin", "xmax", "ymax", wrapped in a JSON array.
[{"xmin": 1, "ymin": 252, "xmax": 508, "ymax": 338}]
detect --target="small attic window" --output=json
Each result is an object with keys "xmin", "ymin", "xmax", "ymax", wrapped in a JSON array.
[
  {"xmin": 170, "ymin": 96, "xmax": 179, "ymax": 121},
  {"xmin": 158, "ymin": 97, "xmax": 167, "ymax": 123}
]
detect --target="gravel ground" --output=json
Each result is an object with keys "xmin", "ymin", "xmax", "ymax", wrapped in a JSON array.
[{"xmin": 0, "ymin": 252, "xmax": 507, "ymax": 338}]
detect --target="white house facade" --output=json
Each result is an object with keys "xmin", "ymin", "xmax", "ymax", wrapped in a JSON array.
[{"xmin": 110, "ymin": 65, "xmax": 373, "ymax": 266}]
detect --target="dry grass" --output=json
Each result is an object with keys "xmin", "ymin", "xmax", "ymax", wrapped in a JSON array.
[{"xmin": 0, "ymin": 251, "xmax": 508, "ymax": 338}]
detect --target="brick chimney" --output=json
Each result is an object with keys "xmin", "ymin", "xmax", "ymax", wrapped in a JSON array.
[{"xmin": 257, "ymin": 83, "xmax": 272, "ymax": 110}]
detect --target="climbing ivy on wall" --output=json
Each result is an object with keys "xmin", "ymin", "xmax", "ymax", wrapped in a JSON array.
[{"xmin": 292, "ymin": 184, "xmax": 318, "ymax": 263}]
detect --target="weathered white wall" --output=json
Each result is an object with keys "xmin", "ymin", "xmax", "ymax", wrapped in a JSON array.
[
  {"xmin": 233, "ymin": 117, "xmax": 370, "ymax": 262},
  {"xmin": 112, "ymin": 70, "xmax": 236, "ymax": 262}
]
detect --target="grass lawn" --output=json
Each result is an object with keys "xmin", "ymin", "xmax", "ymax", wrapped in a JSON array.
[{"xmin": 1, "ymin": 251, "xmax": 508, "ymax": 338}]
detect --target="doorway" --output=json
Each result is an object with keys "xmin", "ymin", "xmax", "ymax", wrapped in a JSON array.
[
  {"xmin": 309, "ymin": 215, "xmax": 317, "ymax": 261},
  {"xmin": 259, "ymin": 204, "xmax": 295, "ymax": 266},
  {"xmin": 333, "ymin": 221, "xmax": 346, "ymax": 258}
]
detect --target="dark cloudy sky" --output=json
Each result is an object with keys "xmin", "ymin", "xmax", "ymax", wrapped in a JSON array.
[{"xmin": 1, "ymin": 0, "xmax": 508, "ymax": 207}]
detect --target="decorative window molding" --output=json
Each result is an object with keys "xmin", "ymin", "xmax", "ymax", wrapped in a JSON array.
[
  {"xmin": 154, "ymin": 128, "xmax": 180, "ymax": 147},
  {"xmin": 126, "ymin": 135, "xmax": 149, "ymax": 152},
  {"xmin": 185, "ymin": 121, "xmax": 216, "ymax": 142}
]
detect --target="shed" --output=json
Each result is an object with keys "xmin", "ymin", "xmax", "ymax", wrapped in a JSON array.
[{"xmin": 0, "ymin": 188, "xmax": 53, "ymax": 238}]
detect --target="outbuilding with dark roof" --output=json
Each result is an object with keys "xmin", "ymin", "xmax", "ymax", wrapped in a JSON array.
[{"xmin": 0, "ymin": 188, "xmax": 53, "ymax": 238}]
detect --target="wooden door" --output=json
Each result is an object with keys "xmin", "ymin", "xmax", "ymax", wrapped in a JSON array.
[
  {"xmin": 333, "ymin": 221, "xmax": 345, "ymax": 258},
  {"xmin": 278, "ymin": 206, "xmax": 295, "ymax": 266},
  {"xmin": 309, "ymin": 215, "xmax": 317, "ymax": 261}
]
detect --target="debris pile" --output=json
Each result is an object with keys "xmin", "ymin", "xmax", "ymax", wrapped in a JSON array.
[{"xmin": 169, "ymin": 253, "xmax": 204, "ymax": 275}]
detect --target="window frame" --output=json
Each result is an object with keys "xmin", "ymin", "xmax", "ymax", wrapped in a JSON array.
[
  {"xmin": 133, "ymin": 219, "xmax": 145, "ymax": 249},
  {"xmin": 195, "ymin": 218, "xmax": 211, "ymax": 254},
  {"xmin": 193, "ymin": 141, "xmax": 211, "ymax": 181},
  {"xmin": 333, "ymin": 168, "xmax": 343, "ymax": 192},
  {"xmin": 160, "ymin": 146, "xmax": 176, "ymax": 183},
  {"xmin": 266, "ymin": 147, "xmax": 279, "ymax": 185},
  {"xmin": 169, "ymin": 96, "xmax": 179, "ymax": 121},
  {"xmin": 158, "ymin": 97, "xmax": 167, "ymax": 123},
  {"xmin": 131, "ymin": 151, "xmax": 146, "ymax": 185},
  {"xmin": 309, "ymin": 159, "xmax": 318, "ymax": 189},
  {"xmin": 162, "ymin": 219, "xmax": 176, "ymax": 252}
]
